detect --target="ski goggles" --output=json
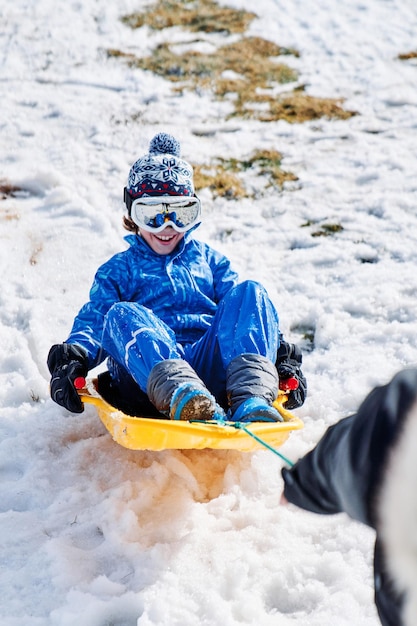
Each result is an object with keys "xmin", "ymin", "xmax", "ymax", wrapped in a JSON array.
[{"xmin": 129, "ymin": 195, "xmax": 201, "ymax": 233}]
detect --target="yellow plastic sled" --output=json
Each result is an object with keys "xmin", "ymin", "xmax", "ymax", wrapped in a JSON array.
[{"xmin": 79, "ymin": 379, "xmax": 304, "ymax": 452}]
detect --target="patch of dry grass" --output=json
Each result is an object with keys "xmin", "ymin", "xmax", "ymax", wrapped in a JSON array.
[
  {"xmin": 0, "ymin": 180, "xmax": 23, "ymax": 199},
  {"xmin": 246, "ymin": 91, "xmax": 356, "ymax": 123},
  {"xmin": 110, "ymin": 36, "xmax": 298, "ymax": 89},
  {"xmin": 194, "ymin": 164, "xmax": 246, "ymax": 199},
  {"xmin": 0, "ymin": 181, "xmax": 23, "ymax": 220},
  {"xmin": 109, "ymin": 0, "xmax": 356, "ymax": 124},
  {"xmin": 108, "ymin": 0, "xmax": 357, "ymax": 203},
  {"xmin": 398, "ymin": 51, "xmax": 417, "ymax": 60},
  {"xmin": 122, "ymin": 0, "xmax": 256, "ymax": 34},
  {"xmin": 302, "ymin": 220, "xmax": 344, "ymax": 237},
  {"xmin": 193, "ymin": 149, "xmax": 298, "ymax": 198}
]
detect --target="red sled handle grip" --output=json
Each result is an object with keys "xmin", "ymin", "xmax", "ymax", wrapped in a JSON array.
[
  {"xmin": 74, "ymin": 377, "xmax": 86, "ymax": 390},
  {"xmin": 279, "ymin": 377, "xmax": 299, "ymax": 392}
]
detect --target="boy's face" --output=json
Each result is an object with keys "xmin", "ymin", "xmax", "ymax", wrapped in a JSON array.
[{"xmin": 140, "ymin": 227, "xmax": 184, "ymax": 255}]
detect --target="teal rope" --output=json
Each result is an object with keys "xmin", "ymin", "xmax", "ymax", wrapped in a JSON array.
[
  {"xmin": 189, "ymin": 418, "xmax": 295, "ymax": 467},
  {"xmin": 233, "ymin": 422, "xmax": 295, "ymax": 467}
]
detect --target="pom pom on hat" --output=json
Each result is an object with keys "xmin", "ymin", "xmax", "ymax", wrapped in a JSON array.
[
  {"xmin": 149, "ymin": 133, "xmax": 181, "ymax": 157},
  {"xmin": 126, "ymin": 133, "xmax": 194, "ymax": 199}
]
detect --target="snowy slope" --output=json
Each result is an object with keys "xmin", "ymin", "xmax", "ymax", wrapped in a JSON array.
[{"xmin": 1, "ymin": 0, "xmax": 417, "ymax": 624}]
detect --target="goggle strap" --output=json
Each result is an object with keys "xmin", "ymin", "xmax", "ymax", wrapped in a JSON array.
[{"xmin": 124, "ymin": 187, "xmax": 133, "ymax": 215}]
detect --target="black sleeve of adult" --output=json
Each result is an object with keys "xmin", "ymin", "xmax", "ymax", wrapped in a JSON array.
[
  {"xmin": 282, "ymin": 369, "xmax": 417, "ymax": 527},
  {"xmin": 373, "ymin": 538, "xmax": 405, "ymax": 626},
  {"xmin": 282, "ymin": 415, "xmax": 355, "ymax": 516}
]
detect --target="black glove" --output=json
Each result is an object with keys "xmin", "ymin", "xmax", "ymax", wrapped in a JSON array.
[
  {"xmin": 47, "ymin": 343, "xmax": 88, "ymax": 413},
  {"xmin": 275, "ymin": 340, "xmax": 307, "ymax": 410}
]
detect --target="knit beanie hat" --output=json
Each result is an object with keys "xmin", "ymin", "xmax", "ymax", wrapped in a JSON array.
[{"xmin": 126, "ymin": 133, "xmax": 195, "ymax": 199}]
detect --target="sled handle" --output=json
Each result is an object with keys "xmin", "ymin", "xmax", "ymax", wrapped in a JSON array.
[
  {"xmin": 279, "ymin": 377, "xmax": 299, "ymax": 392},
  {"xmin": 273, "ymin": 392, "xmax": 297, "ymax": 421},
  {"xmin": 76, "ymin": 376, "xmax": 297, "ymax": 422}
]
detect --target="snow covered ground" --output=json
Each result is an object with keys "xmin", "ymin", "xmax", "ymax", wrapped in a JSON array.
[{"xmin": 1, "ymin": 0, "xmax": 417, "ymax": 624}]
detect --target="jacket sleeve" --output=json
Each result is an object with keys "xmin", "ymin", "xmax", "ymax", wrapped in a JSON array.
[
  {"xmin": 282, "ymin": 369, "xmax": 417, "ymax": 528},
  {"xmin": 65, "ymin": 257, "xmax": 127, "ymax": 368}
]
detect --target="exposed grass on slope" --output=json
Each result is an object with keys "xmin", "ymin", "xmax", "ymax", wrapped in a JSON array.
[
  {"xmin": 0, "ymin": 180, "xmax": 23, "ymax": 199},
  {"xmin": 108, "ymin": 0, "xmax": 355, "ymax": 124},
  {"xmin": 398, "ymin": 50, "xmax": 417, "ymax": 60},
  {"xmin": 122, "ymin": 0, "xmax": 256, "ymax": 34},
  {"xmin": 193, "ymin": 150, "xmax": 299, "ymax": 198}
]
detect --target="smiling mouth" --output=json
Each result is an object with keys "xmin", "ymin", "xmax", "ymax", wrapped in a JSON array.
[{"xmin": 155, "ymin": 233, "xmax": 176, "ymax": 242}]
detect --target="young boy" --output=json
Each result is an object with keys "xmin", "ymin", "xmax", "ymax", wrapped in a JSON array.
[{"xmin": 47, "ymin": 133, "xmax": 306, "ymax": 421}]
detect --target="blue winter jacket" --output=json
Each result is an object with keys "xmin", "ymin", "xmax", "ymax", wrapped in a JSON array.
[{"xmin": 66, "ymin": 233, "xmax": 239, "ymax": 369}]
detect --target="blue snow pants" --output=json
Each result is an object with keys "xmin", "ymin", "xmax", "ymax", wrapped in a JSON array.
[{"xmin": 101, "ymin": 280, "xmax": 280, "ymax": 413}]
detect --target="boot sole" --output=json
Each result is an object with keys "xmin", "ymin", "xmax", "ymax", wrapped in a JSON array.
[{"xmin": 170, "ymin": 387, "xmax": 217, "ymax": 421}]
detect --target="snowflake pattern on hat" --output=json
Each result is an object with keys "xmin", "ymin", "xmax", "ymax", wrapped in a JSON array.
[{"xmin": 127, "ymin": 134, "xmax": 194, "ymax": 198}]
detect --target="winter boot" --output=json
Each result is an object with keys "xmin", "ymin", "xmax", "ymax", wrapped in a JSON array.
[
  {"xmin": 147, "ymin": 359, "xmax": 224, "ymax": 421},
  {"xmin": 226, "ymin": 353, "xmax": 282, "ymax": 422}
]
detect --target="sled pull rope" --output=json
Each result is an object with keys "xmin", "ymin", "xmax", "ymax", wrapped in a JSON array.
[
  {"xmin": 188, "ymin": 419, "xmax": 295, "ymax": 466},
  {"xmin": 234, "ymin": 422, "xmax": 295, "ymax": 467}
]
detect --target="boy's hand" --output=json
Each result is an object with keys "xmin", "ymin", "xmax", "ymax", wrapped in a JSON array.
[
  {"xmin": 277, "ymin": 362, "xmax": 307, "ymax": 409},
  {"xmin": 47, "ymin": 344, "xmax": 88, "ymax": 413},
  {"xmin": 276, "ymin": 341, "xmax": 307, "ymax": 410}
]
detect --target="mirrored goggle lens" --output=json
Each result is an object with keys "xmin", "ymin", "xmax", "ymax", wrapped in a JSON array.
[{"xmin": 131, "ymin": 197, "xmax": 201, "ymax": 232}]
